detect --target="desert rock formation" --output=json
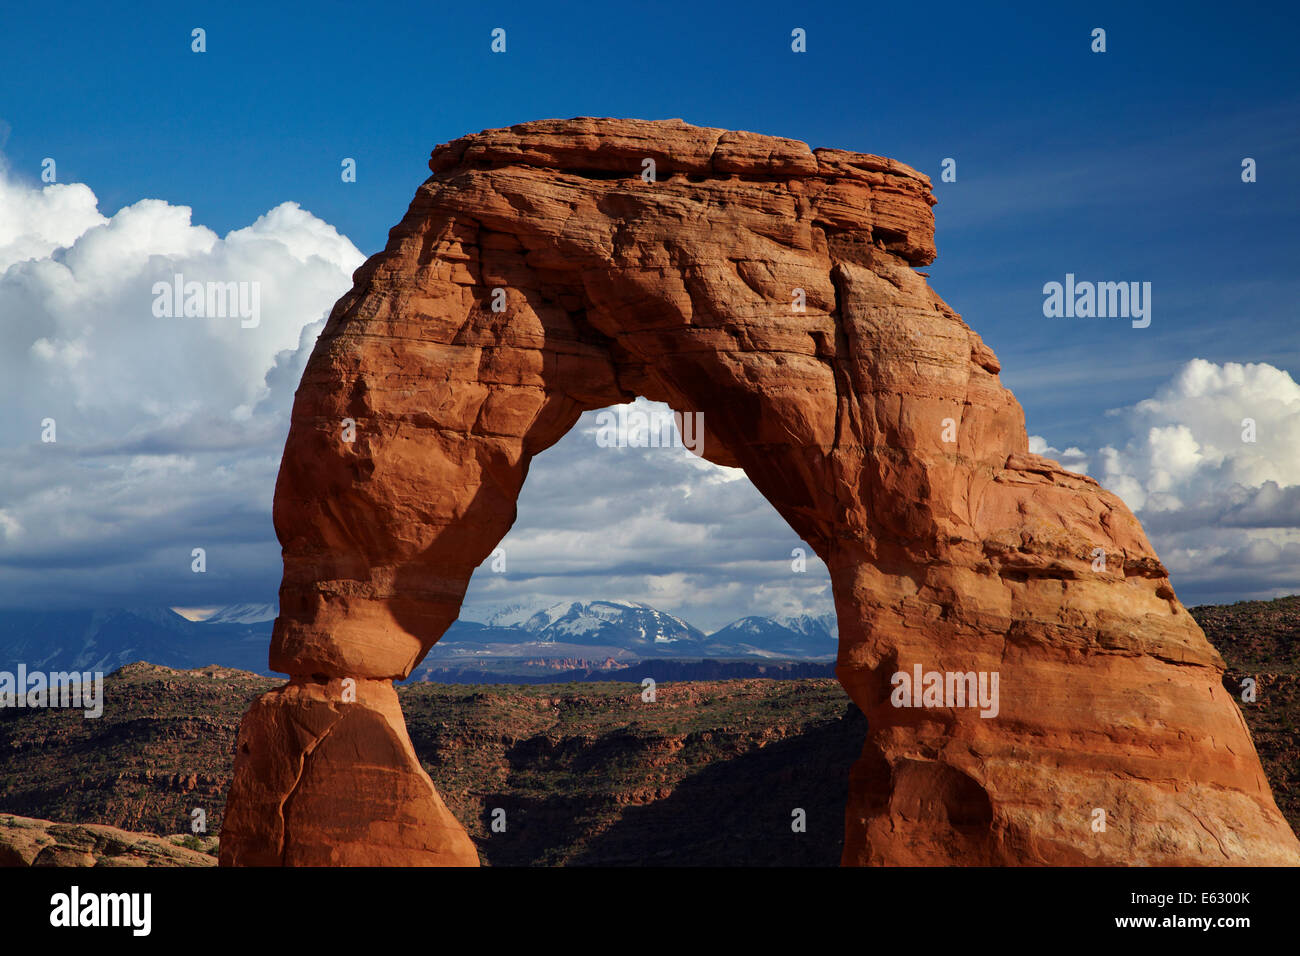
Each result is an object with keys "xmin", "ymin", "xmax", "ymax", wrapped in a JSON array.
[
  {"xmin": 0, "ymin": 813, "xmax": 216, "ymax": 867},
  {"xmin": 221, "ymin": 118, "xmax": 1300, "ymax": 866}
]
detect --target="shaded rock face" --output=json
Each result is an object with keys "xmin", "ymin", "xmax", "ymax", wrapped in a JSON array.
[{"xmin": 221, "ymin": 117, "xmax": 1300, "ymax": 866}]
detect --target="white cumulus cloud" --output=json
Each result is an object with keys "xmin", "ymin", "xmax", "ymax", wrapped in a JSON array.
[
  {"xmin": 0, "ymin": 162, "xmax": 363, "ymax": 608},
  {"xmin": 1027, "ymin": 434, "xmax": 1090, "ymax": 474},
  {"xmin": 1035, "ymin": 359, "xmax": 1300, "ymax": 604}
]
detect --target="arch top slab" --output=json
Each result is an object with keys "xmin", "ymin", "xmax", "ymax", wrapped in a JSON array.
[{"xmin": 221, "ymin": 117, "xmax": 1300, "ymax": 867}]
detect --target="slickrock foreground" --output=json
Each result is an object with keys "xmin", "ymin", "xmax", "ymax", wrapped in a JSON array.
[
  {"xmin": 0, "ymin": 814, "xmax": 216, "ymax": 867},
  {"xmin": 222, "ymin": 117, "xmax": 1300, "ymax": 866}
]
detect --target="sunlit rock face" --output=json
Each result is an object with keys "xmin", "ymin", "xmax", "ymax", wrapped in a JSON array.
[{"xmin": 220, "ymin": 118, "xmax": 1300, "ymax": 867}]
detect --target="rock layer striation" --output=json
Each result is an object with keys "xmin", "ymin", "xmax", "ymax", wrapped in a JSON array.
[{"xmin": 221, "ymin": 118, "xmax": 1300, "ymax": 866}]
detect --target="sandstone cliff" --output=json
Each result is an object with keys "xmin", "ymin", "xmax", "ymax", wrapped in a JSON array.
[{"xmin": 221, "ymin": 118, "xmax": 1300, "ymax": 866}]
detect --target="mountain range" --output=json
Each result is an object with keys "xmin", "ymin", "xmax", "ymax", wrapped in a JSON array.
[
  {"xmin": 0, "ymin": 600, "xmax": 838, "ymax": 678},
  {"xmin": 0, "ymin": 608, "xmax": 272, "ymax": 675}
]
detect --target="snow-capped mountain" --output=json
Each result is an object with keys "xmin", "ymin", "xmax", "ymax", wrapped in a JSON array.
[
  {"xmin": 202, "ymin": 602, "xmax": 278, "ymax": 625},
  {"xmin": 442, "ymin": 600, "xmax": 835, "ymax": 659},
  {"xmin": 479, "ymin": 599, "xmax": 569, "ymax": 629},
  {"xmin": 704, "ymin": 613, "xmax": 837, "ymax": 657},
  {"xmin": 461, "ymin": 600, "xmax": 706, "ymax": 652},
  {"xmin": 0, "ymin": 600, "xmax": 837, "ymax": 681},
  {"xmin": 0, "ymin": 607, "xmax": 275, "ymax": 674},
  {"xmin": 777, "ymin": 613, "xmax": 838, "ymax": 641}
]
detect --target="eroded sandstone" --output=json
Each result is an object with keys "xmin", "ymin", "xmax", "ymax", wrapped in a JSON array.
[
  {"xmin": 221, "ymin": 117, "xmax": 1300, "ymax": 866},
  {"xmin": 0, "ymin": 813, "xmax": 217, "ymax": 867}
]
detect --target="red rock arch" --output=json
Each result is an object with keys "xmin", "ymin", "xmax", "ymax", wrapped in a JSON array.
[{"xmin": 220, "ymin": 118, "xmax": 1299, "ymax": 866}]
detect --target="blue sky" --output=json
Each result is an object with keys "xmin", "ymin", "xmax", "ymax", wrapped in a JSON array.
[{"xmin": 1, "ymin": 0, "xmax": 1298, "ymax": 620}]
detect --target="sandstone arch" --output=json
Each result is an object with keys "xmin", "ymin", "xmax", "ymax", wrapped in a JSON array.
[{"xmin": 220, "ymin": 118, "xmax": 1300, "ymax": 866}]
